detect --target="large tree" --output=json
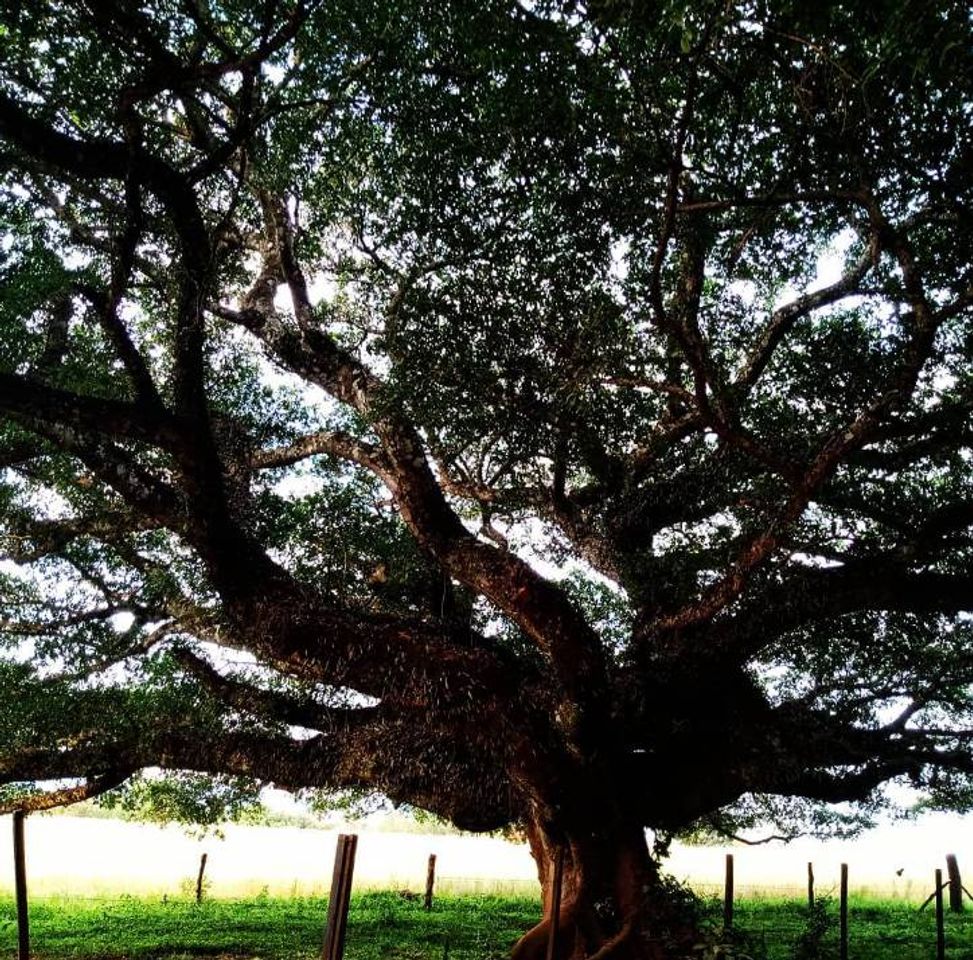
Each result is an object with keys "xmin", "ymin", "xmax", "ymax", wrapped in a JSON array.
[{"xmin": 1, "ymin": 1, "xmax": 972, "ymax": 956}]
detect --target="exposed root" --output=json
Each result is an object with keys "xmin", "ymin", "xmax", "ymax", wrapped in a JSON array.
[
  {"xmin": 513, "ymin": 817, "xmax": 698, "ymax": 959},
  {"xmin": 511, "ymin": 906, "xmax": 579, "ymax": 960},
  {"xmin": 581, "ymin": 918, "xmax": 636, "ymax": 960},
  {"xmin": 510, "ymin": 917, "xmax": 551, "ymax": 960},
  {"xmin": 512, "ymin": 909, "xmax": 658, "ymax": 960}
]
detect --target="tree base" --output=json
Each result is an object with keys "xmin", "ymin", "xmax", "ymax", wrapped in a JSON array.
[{"xmin": 511, "ymin": 820, "xmax": 698, "ymax": 960}]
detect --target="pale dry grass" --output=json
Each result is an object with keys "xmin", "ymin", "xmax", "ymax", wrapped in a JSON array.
[
  {"xmin": 0, "ymin": 817, "xmax": 538, "ymax": 898},
  {"xmin": 0, "ymin": 813, "xmax": 967, "ymax": 901}
]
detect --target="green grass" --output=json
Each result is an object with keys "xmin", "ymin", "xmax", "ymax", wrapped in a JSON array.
[
  {"xmin": 3, "ymin": 892, "xmax": 973, "ymax": 959},
  {"xmin": 0, "ymin": 892, "xmax": 538, "ymax": 959},
  {"xmin": 719, "ymin": 896, "xmax": 973, "ymax": 960}
]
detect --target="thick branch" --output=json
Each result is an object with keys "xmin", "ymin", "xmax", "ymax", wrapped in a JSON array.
[
  {"xmin": 0, "ymin": 772, "xmax": 133, "ymax": 815},
  {"xmin": 0, "ymin": 372, "xmax": 184, "ymax": 449},
  {"xmin": 171, "ymin": 647, "xmax": 383, "ymax": 730},
  {"xmin": 1, "ymin": 510, "xmax": 159, "ymax": 563},
  {"xmin": 719, "ymin": 565, "xmax": 973, "ymax": 661},
  {"xmin": 251, "ymin": 430, "xmax": 386, "ymax": 473},
  {"xmin": 0, "ymin": 703, "xmax": 513, "ymax": 830}
]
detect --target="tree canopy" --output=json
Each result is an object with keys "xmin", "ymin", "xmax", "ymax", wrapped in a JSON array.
[{"xmin": 1, "ymin": 1, "xmax": 972, "ymax": 956}]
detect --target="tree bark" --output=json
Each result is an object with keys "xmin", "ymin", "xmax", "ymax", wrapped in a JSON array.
[{"xmin": 511, "ymin": 817, "xmax": 696, "ymax": 960}]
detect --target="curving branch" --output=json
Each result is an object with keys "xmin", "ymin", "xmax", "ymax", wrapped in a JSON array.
[
  {"xmin": 0, "ymin": 510, "xmax": 160, "ymax": 564},
  {"xmin": 0, "ymin": 699, "xmax": 514, "ymax": 830},
  {"xmin": 0, "ymin": 372, "xmax": 184, "ymax": 451},
  {"xmin": 251, "ymin": 430, "xmax": 386, "ymax": 474},
  {"xmin": 734, "ymin": 245, "xmax": 876, "ymax": 391},
  {"xmin": 0, "ymin": 91, "xmax": 209, "ymax": 271},
  {"xmin": 170, "ymin": 646, "xmax": 385, "ymax": 731},
  {"xmin": 0, "ymin": 770, "xmax": 133, "ymax": 815},
  {"xmin": 228, "ymin": 197, "xmax": 613, "ymax": 735}
]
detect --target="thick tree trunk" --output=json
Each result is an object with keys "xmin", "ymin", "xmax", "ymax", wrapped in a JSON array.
[{"xmin": 511, "ymin": 818, "xmax": 697, "ymax": 960}]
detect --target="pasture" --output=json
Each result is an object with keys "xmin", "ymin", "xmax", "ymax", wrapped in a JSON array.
[
  {"xmin": 4, "ymin": 815, "xmax": 973, "ymax": 958},
  {"xmin": 4, "ymin": 892, "xmax": 973, "ymax": 959}
]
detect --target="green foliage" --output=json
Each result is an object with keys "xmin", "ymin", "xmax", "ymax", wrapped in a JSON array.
[
  {"xmin": 794, "ymin": 898, "xmax": 834, "ymax": 960},
  {"xmin": 304, "ymin": 786, "xmax": 393, "ymax": 821},
  {"xmin": 681, "ymin": 795, "xmax": 887, "ymax": 847},
  {"xmin": 97, "ymin": 772, "xmax": 264, "ymax": 835}
]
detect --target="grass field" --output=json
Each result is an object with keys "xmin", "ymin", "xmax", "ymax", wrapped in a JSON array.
[{"xmin": 3, "ymin": 892, "xmax": 973, "ymax": 960}]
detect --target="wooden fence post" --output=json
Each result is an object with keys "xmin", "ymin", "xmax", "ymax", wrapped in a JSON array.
[
  {"xmin": 723, "ymin": 854, "xmax": 734, "ymax": 931},
  {"xmin": 196, "ymin": 852, "xmax": 208, "ymax": 904},
  {"xmin": 807, "ymin": 862, "xmax": 814, "ymax": 910},
  {"xmin": 946, "ymin": 854, "xmax": 963, "ymax": 913},
  {"xmin": 839, "ymin": 863, "xmax": 848, "ymax": 960},
  {"xmin": 545, "ymin": 845, "xmax": 565, "ymax": 960},
  {"xmin": 425, "ymin": 854, "xmax": 437, "ymax": 911},
  {"xmin": 322, "ymin": 834, "xmax": 358, "ymax": 960},
  {"xmin": 936, "ymin": 868, "xmax": 946, "ymax": 960},
  {"xmin": 13, "ymin": 811, "xmax": 29, "ymax": 960}
]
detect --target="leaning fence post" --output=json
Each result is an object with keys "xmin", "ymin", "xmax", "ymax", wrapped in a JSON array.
[
  {"xmin": 936, "ymin": 867, "xmax": 946, "ymax": 960},
  {"xmin": 807, "ymin": 861, "xmax": 814, "ymax": 910},
  {"xmin": 947, "ymin": 854, "xmax": 963, "ymax": 913},
  {"xmin": 545, "ymin": 845, "xmax": 565, "ymax": 960},
  {"xmin": 723, "ymin": 854, "xmax": 734, "ymax": 931},
  {"xmin": 839, "ymin": 863, "xmax": 848, "ymax": 960},
  {"xmin": 425, "ymin": 854, "xmax": 437, "ymax": 910},
  {"xmin": 195, "ymin": 852, "xmax": 208, "ymax": 904},
  {"xmin": 13, "ymin": 811, "xmax": 29, "ymax": 960},
  {"xmin": 322, "ymin": 833, "xmax": 358, "ymax": 960}
]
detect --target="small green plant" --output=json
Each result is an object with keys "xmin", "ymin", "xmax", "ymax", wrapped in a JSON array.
[
  {"xmin": 689, "ymin": 924, "xmax": 766, "ymax": 960},
  {"xmin": 794, "ymin": 898, "xmax": 833, "ymax": 960},
  {"xmin": 177, "ymin": 874, "xmax": 212, "ymax": 901},
  {"xmin": 376, "ymin": 897, "xmax": 399, "ymax": 928}
]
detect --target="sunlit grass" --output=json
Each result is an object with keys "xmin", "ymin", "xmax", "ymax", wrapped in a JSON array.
[
  {"xmin": 716, "ymin": 896, "xmax": 973, "ymax": 960},
  {"xmin": 3, "ymin": 893, "xmax": 973, "ymax": 959},
  {"xmin": 0, "ymin": 892, "xmax": 539, "ymax": 959}
]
